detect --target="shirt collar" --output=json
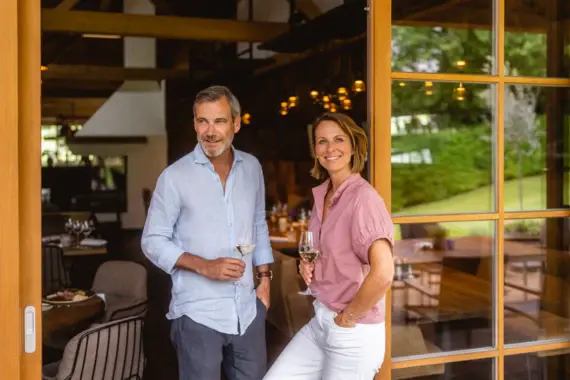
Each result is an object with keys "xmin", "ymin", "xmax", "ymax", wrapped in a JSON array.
[
  {"xmin": 312, "ymin": 173, "xmax": 362, "ymax": 220},
  {"xmin": 192, "ymin": 143, "xmax": 243, "ymax": 165}
]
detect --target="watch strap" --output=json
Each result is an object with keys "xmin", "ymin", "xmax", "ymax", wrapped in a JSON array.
[{"xmin": 256, "ymin": 270, "xmax": 273, "ymax": 280}]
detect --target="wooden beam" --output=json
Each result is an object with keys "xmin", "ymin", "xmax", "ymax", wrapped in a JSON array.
[
  {"xmin": 41, "ymin": 9, "xmax": 289, "ymax": 42},
  {"xmin": 294, "ymin": 0, "xmax": 323, "ymax": 19},
  {"xmin": 42, "ymin": 64, "xmax": 187, "ymax": 81},
  {"xmin": 55, "ymin": 0, "xmax": 79, "ymax": 11},
  {"xmin": 42, "ymin": 97, "xmax": 107, "ymax": 118}
]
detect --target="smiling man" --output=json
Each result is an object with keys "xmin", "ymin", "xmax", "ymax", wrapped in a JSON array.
[{"xmin": 141, "ymin": 85, "xmax": 273, "ymax": 380}]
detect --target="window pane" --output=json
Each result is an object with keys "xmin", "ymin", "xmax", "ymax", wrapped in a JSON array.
[
  {"xmin": 503, "ymin": 85, "xmax": 569, "ymax": 211},
  {"xmin": 392, "ymin": 357, "xmax": 494, "ymax": 379},
  {"xmin": 504, "ymin": 217, "xmax": 570, "ymax": 345},
  {"xmin": 505, "ymin": 350, "xmax": 570, "ymax": 379},
  {"xmin": 392, "ymin": 0, "xmax": 494, "ymax": 74},
  {"xmin": 392, "ymin": 81, "xmax": 494, "ymax": 215},
  {"xmin": 505, "ymin": 0, "xmax": 570, "ymax": 77},
  {"xmin": 392, "ymin": 221, "xmax": 495, "ymax": 357}
]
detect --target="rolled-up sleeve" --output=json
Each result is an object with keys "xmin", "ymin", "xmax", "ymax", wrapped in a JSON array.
[
  {"xmin": 351, "ymin": 188, "xmax": 394, "ymax": 264},
  {"xmin": 141, "ymin": 169, "xmax": 185, "ymax": 274},
  {"xmin": 252, "ymin": 163, "xmax": 274, "ymax": 267}
]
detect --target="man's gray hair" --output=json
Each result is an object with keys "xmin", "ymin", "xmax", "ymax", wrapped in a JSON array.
[{"xmin": 193, "ymin": 85, "xmax": 241, "ymax": 121}]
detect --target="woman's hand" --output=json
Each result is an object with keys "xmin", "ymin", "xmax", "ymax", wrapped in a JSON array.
[
  {"xmin": 299, "ymin": 260, "xmax": 315, "ymax": 286},
  {"xmin": 334, "ymin": 311, "xmax": 357, "ymax": 328}
]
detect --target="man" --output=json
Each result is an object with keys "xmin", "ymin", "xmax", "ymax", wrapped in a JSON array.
[{"xmin": 141, "ymin": 85, "xmax": 273, "ymax": 380}]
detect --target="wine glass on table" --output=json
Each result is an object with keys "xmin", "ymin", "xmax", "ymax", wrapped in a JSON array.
[
  {"xmin": 71, "ymin": 220, "xmax": 84, "ymax": 247},
  {"xmin": 235, "ymin": 225, "xmax": 256, "ymax": 286},
  {"xmin": 298, "ymin": 231, "xmax": 321, "ymax": 296}
]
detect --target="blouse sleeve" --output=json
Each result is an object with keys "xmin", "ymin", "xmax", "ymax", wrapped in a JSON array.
[{"xmin": 351, "ymin": 187, "xmax": 394, "ymax": 264}]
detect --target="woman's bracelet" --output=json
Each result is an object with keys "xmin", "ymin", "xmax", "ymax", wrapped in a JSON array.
[{"xmin": 342, "ymin": 309, "xmax": 357, "ymax": 322}]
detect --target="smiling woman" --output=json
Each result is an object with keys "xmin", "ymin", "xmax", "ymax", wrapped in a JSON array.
[
  {"xmin": 264, "ymin": 112, "xmax": 394, "ymax": 380},
  {"xmin": 309, "ymin": 112, "xmax": 368, "ymax": 181}
]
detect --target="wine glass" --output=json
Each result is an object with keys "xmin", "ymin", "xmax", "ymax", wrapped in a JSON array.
[
  {"xmin": 71, "ymin": 221, "xmax": 83, "ymax": 246},
  {"xmin": 82, "ymin": 220, "xmax": 94, "ymax": 239},
  {"xmin": 64, "ymin": 218, "xmax": 73, "ymax": 235},
  {"xmin": 235, "ymin": 224, "xmax": 256, "ymax": 286},
  {"xmin": 298, "ymin": 231, "xmax": 321, "ymax": 296}
]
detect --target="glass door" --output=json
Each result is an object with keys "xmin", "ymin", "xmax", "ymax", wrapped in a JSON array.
[{"xmin": 375, "ymin": 0, "xmax": 570, "ymax": 378}]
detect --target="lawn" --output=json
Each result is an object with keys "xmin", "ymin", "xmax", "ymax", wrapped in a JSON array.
[{"xmin": 394, "ymin": 174, "xmax": 548, "ymax": 238}]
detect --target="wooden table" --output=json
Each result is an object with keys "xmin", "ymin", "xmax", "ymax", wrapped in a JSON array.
[
  {"xmin": 393, "ymin": 235, "xmax": 556, "ymax": 263},
  {"xmin": 43, "ymin": 296, "xmax": 105, "ymax": 340},
  {"xmin": 63, "ymin": 246, "xmax": 107, "ymax": 257},
  {"xmin": 270, "ymin": 237, "xmax": 297, "ymax": 252}
]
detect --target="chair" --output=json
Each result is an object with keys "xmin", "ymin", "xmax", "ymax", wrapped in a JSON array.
[
  {"xmin": 267, "ymin": 250, "xmax": 313, "ymax": 337},
  {"xmin": 42, "ymin": 245, "xmax": 71, "ymax": 296},
  {"xmin": 91, "ymin": 261, "xmax": 148, "ymax": 322},
  {"xmin": 42, "ymin": 316, "xmax": 146, "ymax": 380}
]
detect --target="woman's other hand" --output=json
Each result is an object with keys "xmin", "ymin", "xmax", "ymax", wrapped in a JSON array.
[{"xmin": 299, "ymin": 260, "xmax": 315, "ymax": 286}]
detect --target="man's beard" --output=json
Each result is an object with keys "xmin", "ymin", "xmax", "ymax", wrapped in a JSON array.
[{"xmin": 200, "ymin": 135, "xmax": 232, "ymax": 158}]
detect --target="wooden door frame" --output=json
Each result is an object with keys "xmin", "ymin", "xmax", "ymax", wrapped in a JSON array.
[
  {"xmin": 369, "ymin": 0, "xmax": 392, "ymax": 379},
  {"xmin": 0, "ymin": 0, "xmax": 42, "ymax": 379}
]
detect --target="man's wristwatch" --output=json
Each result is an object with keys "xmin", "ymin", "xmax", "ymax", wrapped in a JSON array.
[{"xmin": 256, "ymin": 270, "xmax": 273, "ymax": 280}]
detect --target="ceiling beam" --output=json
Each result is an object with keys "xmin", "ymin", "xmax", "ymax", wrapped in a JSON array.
[
  {"xmin": 42, "ymin": 64, "xmax": 188, "ymax": 81},
  {"xmin": 55, "ymin": 0, "xmax": 80, "ymax": 11},
  {"xmin": 294, "ymin": 0, "xmax": 323, "ymax": 19},
  {"xmin": 41, "ymin": 9, "xmax": 290, "ymax": 42},
  {"xmin": 42, "ymin": 97, "xmax": 107, "ymax": 118}
]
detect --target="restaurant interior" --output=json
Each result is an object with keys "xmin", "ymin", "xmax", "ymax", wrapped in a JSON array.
[{"xmin": 12, "ymin": 0, "xmax": 570, "ymax": 379}]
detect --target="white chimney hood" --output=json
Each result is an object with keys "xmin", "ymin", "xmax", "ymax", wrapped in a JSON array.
[{"xmin": 75, "ymin": 0, "xmax": 165, "ymax": 138}]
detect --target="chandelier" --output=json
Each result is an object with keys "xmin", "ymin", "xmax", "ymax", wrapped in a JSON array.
[{"xmin": 280, "ymin": 79, "xmax": 366, "ymax": 116}]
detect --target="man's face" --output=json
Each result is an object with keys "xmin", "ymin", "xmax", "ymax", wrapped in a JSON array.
[{"xmin": 194, "ymin": 97, "xmax": 241, "ymax": 158}]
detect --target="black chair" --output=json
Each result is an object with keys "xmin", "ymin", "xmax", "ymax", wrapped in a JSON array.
[
  {"xmin": 42, "ymin": 244, "xmax": 71, "ymax": 295},
  {"xmin": 42, "ymin": 316, "xmax": 146, "ymax": 380}
]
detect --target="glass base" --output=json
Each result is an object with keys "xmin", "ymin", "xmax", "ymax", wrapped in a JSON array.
[{"xmin": 298, "ymin": 288, "xmax": 319, "ymax": 296}]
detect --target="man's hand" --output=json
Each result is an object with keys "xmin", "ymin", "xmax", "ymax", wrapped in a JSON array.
[
  {"xmin": 256, "ymin": 278, "xmax": 270, "ymax": 310},
  {"xmin": 299, "ymin": 260, "xmax": 315, "ymax": 286},
  {"xmin": 196, "ymin": 258, "xmax": 245, "ymax": 281}
]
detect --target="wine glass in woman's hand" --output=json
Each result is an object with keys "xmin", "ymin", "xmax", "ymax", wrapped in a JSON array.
[{"xmin": 298, "ymin": 231, "xmax": 320, "ymax": 296}]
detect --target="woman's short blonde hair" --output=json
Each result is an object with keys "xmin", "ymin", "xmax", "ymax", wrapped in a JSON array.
[{"xmin": 309, "ymin": 112, "xmax": 368, "ymax": 180}]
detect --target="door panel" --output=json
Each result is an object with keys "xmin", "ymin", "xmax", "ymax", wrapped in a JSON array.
[
  {"xmin": 18, "ymin": 0, "xmax": 42, "ymax": 378},
  {"xmin": 0, "ymin": 0, "xmax": 42, "ymax": 379},
  {"xmin": 0, "ymin": 0, "xmax": 23, "ymax": 378}
]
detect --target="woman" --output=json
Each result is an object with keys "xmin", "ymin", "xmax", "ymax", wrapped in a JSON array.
[{"xmin": 263, "ymin": 113, "xmax": 394, "ymax": 380}]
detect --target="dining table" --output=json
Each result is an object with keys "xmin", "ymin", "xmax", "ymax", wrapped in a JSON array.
[{"xmin": 43, "ymin": 296, "xmax": 105, "ymax": 341}]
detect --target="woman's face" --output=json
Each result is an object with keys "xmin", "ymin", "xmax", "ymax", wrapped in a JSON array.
[{"xmin": 314, "ymin": 120, "xmax": 353, "ymax": 177}]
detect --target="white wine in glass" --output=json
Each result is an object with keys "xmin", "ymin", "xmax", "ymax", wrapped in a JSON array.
[
  {"xmin": 298, "ymin": 231, "xmax": 320, "ymax": 296},
  {"xmin": 235, "ymin": 225, "xmax": 256, "ymax": 286},
  {"xmin": 236, "ymin": 243, "xmax": 256, "ymax": 257},
  {"xmin": 236, "ymin": 224, "xmax": 256, "ymax": 259}
]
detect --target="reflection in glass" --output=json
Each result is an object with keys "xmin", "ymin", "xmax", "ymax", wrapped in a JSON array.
[
  {"xmin": 392, "ymin": 358, "xmax": 494, "ymax": 379},
  {"xmin": 391, "ymin": 221, "xmax": 494, "ymax": 357},
  {"xmin": 504, "ymin": 85, "xmax": 569, "ymax": 211},
  {"xmin": 505, "ymin": 351, "xmax": 570, "ymax": 379},
  {"xmin": 505, "ymin": 217, "xmax": 570, "ymax": 345},
  {"xmin": 392, "ymin": 0, "xmax": 493, "ymax": 74},
  {"xmin": 391, "ymin": 81, "xmax": 494, "ymax": 215},
  {"xmin": 505, "ymin": 0, "xmax": 570, "ymax": 78}
]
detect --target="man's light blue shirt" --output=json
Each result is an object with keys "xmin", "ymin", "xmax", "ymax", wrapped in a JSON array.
[{"xmin": 141, "ymin": 144, "xmax": 274, "ymax": 335}]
